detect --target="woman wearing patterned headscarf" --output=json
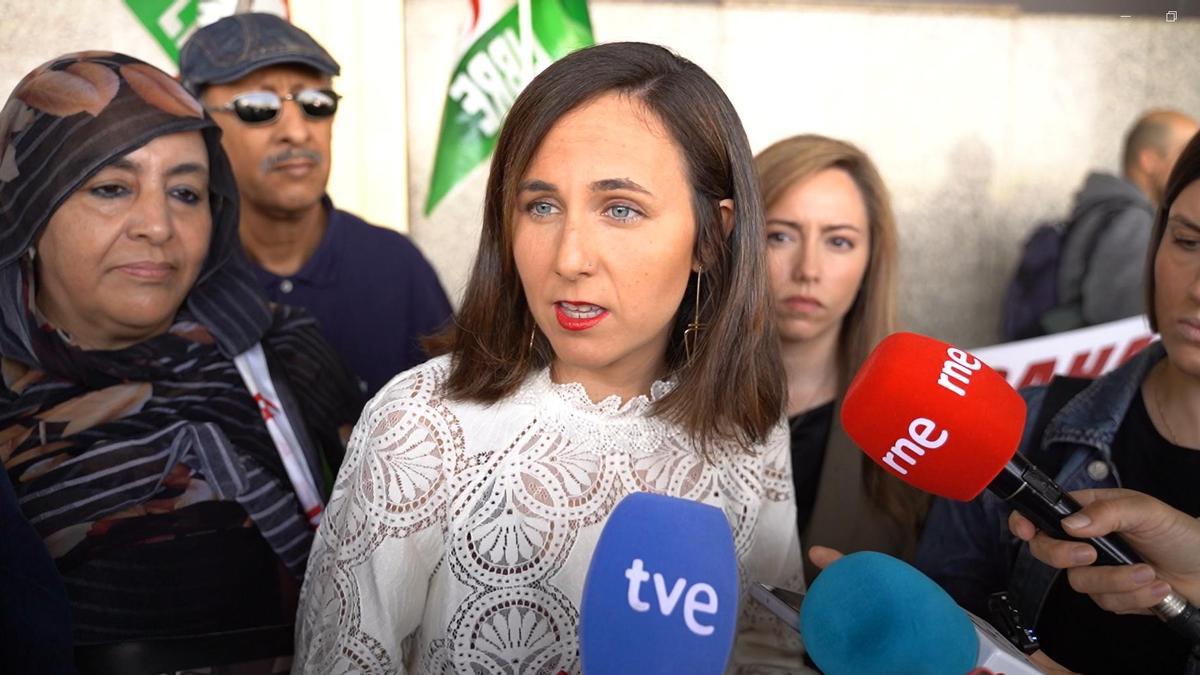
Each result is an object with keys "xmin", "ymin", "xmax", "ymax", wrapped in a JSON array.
[{"xmin": 0, "ymin": 52, "xmax": 362, "ymax": 663}]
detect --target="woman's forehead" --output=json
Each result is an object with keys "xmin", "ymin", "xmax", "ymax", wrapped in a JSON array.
[
  {"xmin": 520, "ymin": 94, "xmax": 684, "ymax": 190},
  {"xmin": 102, "ymin": 130, "xmax": 208, "ymax": 171},
  {"xmin": 1169, "ymin": 179, "xmax": 1200, "ymax": 215}
]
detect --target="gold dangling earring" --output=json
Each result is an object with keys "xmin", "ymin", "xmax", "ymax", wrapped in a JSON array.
[
  {"xmin": 683, "ymin": 266, "xmax": 706, "ymax": 365},
  {"xmin": 525, "ymin": 314, "xmax": 538, "ymax": 364}
]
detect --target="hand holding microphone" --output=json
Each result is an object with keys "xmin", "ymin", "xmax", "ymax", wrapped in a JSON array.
[
  {"xmin": 840, "ymin": 332, "xmax": 1200, "ymax": 646},
  {"xmin": 1009, "ymin": 488, "xmax": 1200, "ymax": 615}
]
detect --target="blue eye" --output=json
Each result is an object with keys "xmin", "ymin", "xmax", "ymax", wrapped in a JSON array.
[
  {"xmin": 605, "ymin": 204, "xmax": 640, "ymax": 221},
  {"xmin": 767, "ymin": 232, "xmax": 792, "ymax": 244},
  {"xmin": 830, "ymin": 236, "xmax": 854, "ymax": 250},
  {"xmin": 528, "ymin": 200, "xmax": 558, "ymax": 217}
]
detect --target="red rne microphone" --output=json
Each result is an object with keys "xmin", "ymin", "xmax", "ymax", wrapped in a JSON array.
[
  {"xmin": 841, "ymin": 332, "xmax": 1024, "ymax": 501},
  {"xmin": 842, "ymin": 332, "xmax": 1200, "ymax": 647}
]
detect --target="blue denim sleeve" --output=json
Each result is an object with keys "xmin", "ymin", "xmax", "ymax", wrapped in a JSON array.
[
  {"xmin": 914, "ymin": 386, "xmax": 1050, "ymax": 618},
  {"xmin": 915, "ymin": 492, "xmax": 1017, "ymax": 618}
]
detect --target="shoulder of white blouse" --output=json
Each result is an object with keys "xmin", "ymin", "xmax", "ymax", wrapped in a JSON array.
[
  {"xmin": 368, "ymin": 353, "xmax": 454, "ymax": 408},
  {"xmin": 336, "ymin": 354, "xmax": 459, "ymax": 472}
]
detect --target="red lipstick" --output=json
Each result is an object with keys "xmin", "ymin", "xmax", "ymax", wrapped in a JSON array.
[{"xmin": 555, "ymin": 301, "xmax": 609, "ymax": 331}]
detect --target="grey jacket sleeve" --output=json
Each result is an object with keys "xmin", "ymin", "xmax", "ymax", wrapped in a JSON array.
[{"xmin": 1081, "ymin": 207, "xmax": 1153, "ymax": 325}]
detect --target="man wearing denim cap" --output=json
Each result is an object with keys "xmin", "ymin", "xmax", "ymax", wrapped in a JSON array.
[{"xmin": 180, "ymin": 13, "xmax": 452, "ymax": 396}]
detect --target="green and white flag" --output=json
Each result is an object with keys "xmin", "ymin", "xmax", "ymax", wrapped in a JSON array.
[
  {"xmin": 425, "ymin": 0, "xmax": 594, "ymax": 215},
  {"xmin": 123, "ymin": 0, "xmax": 201, "ymax": 64},
  {"xmin": 124, "ymin": 0, "xmax": 291, "ymax": 65}
]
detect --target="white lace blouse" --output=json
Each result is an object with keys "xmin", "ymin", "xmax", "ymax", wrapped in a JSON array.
[{"xmin": 294, "ymin": 355, "xmax": 807, "ymax": 674}]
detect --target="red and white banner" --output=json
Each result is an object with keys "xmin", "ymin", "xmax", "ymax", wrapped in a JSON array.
[{"xmin": 970, "ymin": 315, "xmax": 1157, "ymax": 389}]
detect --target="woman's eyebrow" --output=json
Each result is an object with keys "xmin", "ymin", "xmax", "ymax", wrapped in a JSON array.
[
  {"xmin": 589, "ymin": 178, "xmax": 651, "ymax": 195},
  {"xmin": 766, "ymin": 220, "xmax": 860, "ymax": 233},
  {"xmin": 106, "ymin": 158, "xmax": 138, "ymax": 172},
  {"xmin": 820, "ymin": 223, "xmax": 862, "ymax": 233},
  {"xmin": 1169, "ymin": 214, "xmax": 1200, "ymax": 233},
  {"xmin": 518, "ymin": 179, "xmax": 556, "ymax": 193},
  {"xmin": 101, "ymin": 159, "xmax": 207, "ymax": 178},
  {"xmin": 167, "ymin": 162, "xmax": 208, "ymax": 178}
]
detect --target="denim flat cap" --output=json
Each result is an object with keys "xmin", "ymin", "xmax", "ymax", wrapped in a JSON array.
[{"xmin": 179, "ymin": 12, "xmax": 340, "ymax": 95}]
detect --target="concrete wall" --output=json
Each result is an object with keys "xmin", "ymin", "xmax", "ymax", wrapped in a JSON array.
[
  {"xmin": 406, "ymin": 1, "xmax": 1200, "ymax": 347},
  {"xmin": 4, "ymin": 1, "xmax": 1197, "ymax": 347}
]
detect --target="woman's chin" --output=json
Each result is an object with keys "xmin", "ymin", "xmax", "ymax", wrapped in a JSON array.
[
  {"xmin": 779, "ymin": 321, "xmax": 832, "ymax": 345},
  {"xmin": 549, "ymin": 350, "xmax": 618, "ymax": 377},
  {"xmin": 1164, "ymin": 339, "xmax": 1200, "ymax": 380},
  {"xmin": 105, "ymin": 309, "xmax": 182, "ymax": 344}
]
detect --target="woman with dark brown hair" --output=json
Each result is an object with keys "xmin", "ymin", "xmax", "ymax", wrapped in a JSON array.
[
  {"xmin": 917, "ymin": 130, "xmax": 1200, "ymax": 674},
  {"xmin": 755, "ymin": 135, "xmax": 929, "ymax": 583},
  {"xmin": 295, "ymin": 42, "xmax": 804, "ymax": 673}
]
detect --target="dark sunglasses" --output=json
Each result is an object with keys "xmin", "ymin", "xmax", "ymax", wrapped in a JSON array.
[{"xmin": 208, "ymin": 88, "xmax": 341, "ymax": 125}]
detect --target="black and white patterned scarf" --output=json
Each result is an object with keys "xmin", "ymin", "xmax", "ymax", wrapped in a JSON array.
[{"xmin": 0, "ymin": 52, "xmax": 361, "ymax": 583}]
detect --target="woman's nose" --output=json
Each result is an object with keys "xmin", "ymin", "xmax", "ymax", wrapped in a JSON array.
[
  {"xmin": 553, "ymin": 214, "xmax": 596, "ymax": 280},
  {"xmin": 794, "ymin": 241, "xmax": 821, "ymax": 282},
  {"xmin": 125, "ymin": 192, "xmax": 173, "ymax": 244}
]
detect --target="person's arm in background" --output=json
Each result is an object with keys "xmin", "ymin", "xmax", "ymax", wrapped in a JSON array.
[
  {"xmin": 1081, "ymin": 207, "xmax": 1153, "ymax": 325},
  {"xmin": 912, "ymin": 385, "xmax": 1052, "ymax": 619},
  {"xmin": 1009, "ymin": 488, "xmax": 1200, "ymax": 614},
  {"xmin": 913, "ymin": 492, "xmax": 1017, "ymax": 618}
]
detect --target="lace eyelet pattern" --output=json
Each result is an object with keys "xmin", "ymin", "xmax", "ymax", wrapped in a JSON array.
[{"xmin": 294, "ymin": 355, "xmax": 804, "ymax": 674}]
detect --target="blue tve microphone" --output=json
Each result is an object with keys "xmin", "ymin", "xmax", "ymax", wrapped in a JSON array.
[
  {"xmin": 798, "ymin": 552, "xmax": 1039, "ymax": 675},
  {"xmin": 579, "ymin": 492, "xmax": 739, "ymax": 675}
]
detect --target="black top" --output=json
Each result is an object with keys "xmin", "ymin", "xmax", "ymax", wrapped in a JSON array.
[
  {"xmin": 788, "ymin": 400, "xmax": 836, "ymax": 536},
  {"xmin": 1036, "ymin": 390, "xmax": 1200, "ymax": 675},
  {"xmin": 0, "ymin": 467, "xmax": 75, "ymax": 673},
  {"xmin": 63, "ymin": 503, "xmax": 292, "ymax": 643}
]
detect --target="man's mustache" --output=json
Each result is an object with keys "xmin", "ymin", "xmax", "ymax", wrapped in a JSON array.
[{"xmin": 261, "ymin": 148, "xmax": 323, "ymax": 172}]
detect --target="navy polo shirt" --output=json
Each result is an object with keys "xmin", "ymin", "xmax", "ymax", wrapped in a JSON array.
[{"xmin": 251, "ymin": 199, "xmax": 453, "ymax": 396}]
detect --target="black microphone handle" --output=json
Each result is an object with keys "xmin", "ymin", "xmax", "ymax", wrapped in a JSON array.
[
  {"xmin": 989, "ymin": 453, "xmax": 1200, "ymax": 646},
  {"xmin": 988, "ymin": 454, "xmax": 1138, "ymax": 565}
]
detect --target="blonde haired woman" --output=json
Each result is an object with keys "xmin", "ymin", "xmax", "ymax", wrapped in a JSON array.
[{"xmin": 756, "ymin": 134, "xmax": 928, "ymax": 582}]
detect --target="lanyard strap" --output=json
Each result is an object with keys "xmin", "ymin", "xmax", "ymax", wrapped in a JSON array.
[{"xmin": 233, "ymin": 343, "xmax": 323, "ymax": 527}]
